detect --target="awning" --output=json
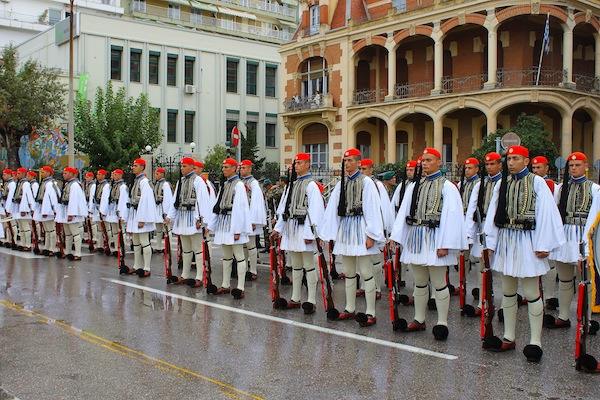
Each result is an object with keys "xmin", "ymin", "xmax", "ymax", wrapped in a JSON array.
[
  {"xmin": 167, "ymin": 0, "xmax": 191, "ymax": 7},
  {"xmin": 280, "ymin": 0, "xmax": 297, "ymax": 5},
  {"xmin": 278, "ymin": 19, "xmax": 298, "ymax": 29},
  {"xmin": 217, "ymin": 6, "xmax": 257, "ymax": 20},
  {"xmin": 190, "ymin": 1, "xmax": 218, "ymax": 13}
]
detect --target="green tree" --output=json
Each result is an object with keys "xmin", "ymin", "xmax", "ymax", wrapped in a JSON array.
[
  {"xmin": 241, "ymin": 123, "xmax": 265, "ymax": 170},
  {"xmin": 0, "ymin": 44, "xmax": 66, "ymax": 168},
  {"xmin": 75, "ymin": 81, "xmax": 161, "ymax": 171},
  {"xmin": 203, "ymin": 144, "xmax": 228, "ymax": 173},
  {"xmin": 471, "ymin": 113, "xmax": 559, "ymax": 167}
]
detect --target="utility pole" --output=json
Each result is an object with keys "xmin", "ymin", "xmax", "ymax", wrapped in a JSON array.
[{"xmin": 68, "ymin": 0, "xmax": 75, "ymax": 166}]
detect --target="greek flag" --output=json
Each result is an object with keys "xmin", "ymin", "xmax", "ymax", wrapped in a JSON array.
[{"xmin": 543, "ymin": 12, "xmax": 550, "ymax": 55}]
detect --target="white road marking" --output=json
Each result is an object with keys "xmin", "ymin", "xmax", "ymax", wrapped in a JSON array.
[{"xmin": 104, "ymin": 278, "xmax": 457, "ymax": 361}]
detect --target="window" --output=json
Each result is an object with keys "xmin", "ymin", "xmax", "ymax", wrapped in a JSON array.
[
  {"xmin": 130, "ymin": 49, "xmax": 142, "ymax": 83},
  {"xmin": 184, "ymin": 56, "xmax": 195, "ymax": 85},
  {"xmin": 48, "ymin": 9, "xmax": 62, "ymax": 25},
  {"xmin": 149, "ymin": 52, "xmax": 160, "ymax": 84},
  {"xmin": 191, "ymin": 8, "xmax": 202, "ymax": 24},
  {"xmin": 110, "ymin": 46, "xmax": 123, "ymax": 80},
  {"xmin": 167, "ymin": 54, "xmax": 177, "ymax": 86},
  {"xmin": 303, "ymin": 143, "xmax": 328, "ymax": 170},
  {"xmin": 167, "ymin": 110, "xmax": 178, "ymax": 142},
  {"xmin": 227, "ymin": 59, "xmax": 238, "ymax": 93},
  {"xmin": 265, "ymin": 65, "xmax": 276, "ymax": 97},
  {"xmin": 132, "ymin": 1, "xmax": 146, "ymax": 12},
  {"xmin": 246, "ymin": 62, "xmax": 258, "ymax": 95},
  {"xmin": 309, "ymin": 6, "xmax": 320, "ymax": 35},
  {"xmin": 266, "ymin": 124, "xmax": 276, "ymax": 147},
  {"xmin": 184, "ymin": 111, "xmax": 194, "ymax": 143},
  {"xmin": 168, "ymin": 4, "xmax": 180, "ymax": 20},
  {"xmin": 226, "ymin": 110, "xmax": 239, "ymax": 142}
]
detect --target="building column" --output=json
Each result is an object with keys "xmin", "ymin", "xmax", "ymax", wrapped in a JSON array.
[
  {"xmin": 387, "ymin": 122, "xmax": 396, "ymax": 162},
  {"xmin": 433, "ymin": 116, "xmax": 443, "ymax": 151},
  {"xmin": 595, "ymin": 34, "xmax": 600, "ymax": 90},
  {"xmin": 561, "ymin": 28, "xmax": 575, "ymax": 88},
  {"xmin": 386, "ymin": 48, "xmax": 396, "ymax": 101},
  {"xmin": 484, "ymin": 30, "xmax": 498, "ymax": 89},
  {"xmin": 561, "ymin": 112, "xmax": 573, "ymax": 157},
  {"xmin": 431, "ymin": 40, "xmax": 443, "ymax": 96},
  {"xmin": 594, "ymin": 117, "xmax": 600, "ymax": 162},
  {"xmin": 486, "ymin": 111, "xmax": 497, "ymax": 136},
  {"xmin": 348, "ymin": 55, "xmax": 355, "ymax": 105}
]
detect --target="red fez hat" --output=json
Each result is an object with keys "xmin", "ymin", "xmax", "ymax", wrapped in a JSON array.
[
  {"xmin": 113, "ymin": 169, "xmax": 124, "ymax": 175},
  {"xmin": 17, "ymin": 167, "xmax": 26, "ymax": 173},
  {"xmin": 223, "ymin": 158, "xmax": 238, "ymax": 166},
  {"xmin": 344, "ymin": 148, "xmax": 361, "ymax": 157},
  {"xmin": 295, "ymin": 153, "xmax": 310, "ymax": 161},
  {"xmin": 484, "ymin": 152, "xmax": 501, "ymax": 162},
  {"xmin": 3, "ymin": 169, "xmax": 12, "ymax": 174},
  {"xmin": 423, "ymin": 148, "xmax": 442, "ymax": 159},
  {"xmin": 11, "ymin": 170, "xmax": 17, "ymax": 175},
  {"xmin": 156, "ymin": 168, "xmax": 165, "ymax": 173},
  {"xmin": 86, "ymin": 172, "xmax": 94, "ymax": 177},
  {"xmin": 464, "ymin": 157, "xmax": 479, "ymax": 165},
  {"xmin": 568, "ymin": 152, "xmax": 587, "ymax": 162},
  {"xmin": 531, "ymin": 156, "xmax": 548, "ymax": 165},
  {"xmin": 507, "ymin": 145, "xmax": 529, "ymax": 158},
  {"xmin": 42, "ymin": 166, "xmax": 53, "ymax": 173},
  {"xmin": 27, "ymin": 171, "xmax": 37, "ymax": 177},
  {"xmin": 195, "ymin": 161, "xmax": 204, "ymax": 168},
  {"xmin": 181, "ymin": 157, "xmax": 195, "ymax": 165},
  {"xmin": 406, "ymin": 160, "xmax": 417, "ymax": 168},
  {"xmin": 133, "ymin": 158, "xmax": 146, "ymax": 166},
  {"xmin": 97, "ymin": 169, "xmax": 107, "ymax": 175},
  {"xmin": 239, "ymin": 160, "xmax": 253, "ymax": 166},
  {"xmin": 361, "ymin": 158, "xmax": 374, "ymax": 166},
  {"xmin": 64, "ymin": 167, "xmax": 77, "ymax": 174},
  {"xmin": 417, "ymin": 156, "xmax": 422, "ymax": 164}
]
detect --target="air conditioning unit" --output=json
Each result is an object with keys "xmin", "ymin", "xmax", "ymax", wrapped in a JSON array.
[
  {"xmin": 185, "ymin": 85, "xmax": 196, "ymax": 94},
  {"xmin": 0, "ymin": 0, "xmax": 11, "ymax": 3}
]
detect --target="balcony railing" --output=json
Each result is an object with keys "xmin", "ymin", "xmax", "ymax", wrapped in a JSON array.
[
  {"xmin": 283, "ymin": 94, "xmax": 327, "ymax": 112},
  {"xmin": 442, "ymin": 73, "xmax": 487, "ymax": 94},
  {"xmin": 573, "ymin": 72, "xmax": 600, "ymax": 92},
  {"xmin": 352, "ymin": 88, "xmax": 388, "ymax": 105},
  {"xmin": 496, "ymin": 67, "xmax": 566, "ymax": 88},
  {"xmin": 130, "ymin": 3, "xmax": 293, "ymax": 42},
  {"xmin": 394, "ymin": 81, "xmax": 434, "ymax": 99}
]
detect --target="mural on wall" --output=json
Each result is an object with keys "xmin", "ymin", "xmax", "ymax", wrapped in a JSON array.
[{"xmin": 18, "ymin": 125, "xmax": 68, "ymax": 169}]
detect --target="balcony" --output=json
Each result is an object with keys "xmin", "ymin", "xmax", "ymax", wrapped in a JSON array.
[
  {"xmin": 441, "ymin": 73, "xmax": 487, "ymax": 94},
  {"xmin": 129, "ymin": 2, "xmax": 293, "ymax": 43},
  {"xmin": 496, "ymin": 67, "xmax": 565, "ymax": 88},
  {"xmin": 352, "ymin": 88, "xmax": 387, "ymax": 105},
  {"xmin": 283, "ymin": 93, "xmax": 333, "ymax": 112},
  {"xmin": 394, "ymin": 81, "xmax": 433, "ymax": 100}
]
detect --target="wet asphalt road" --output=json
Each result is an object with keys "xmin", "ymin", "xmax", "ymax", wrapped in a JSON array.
[{"xmin": 0, "ymin": 241, "xmax": 599, "ymax": 400}]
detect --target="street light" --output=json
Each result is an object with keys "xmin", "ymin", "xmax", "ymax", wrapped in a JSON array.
[
  {"xmin": 190, "ymin": 142, "xmax": 196, "ymax": 153},
  {"xmin": 145, "ymin": 145, "xmax": 152, "ymax": 154}
]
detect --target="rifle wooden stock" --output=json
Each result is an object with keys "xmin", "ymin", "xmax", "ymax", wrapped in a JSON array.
[
  {"xmin": 481, "ymin": 250, "xmax": 495, "ymax": 341},
  {"xmin": 459, "ymin": 252, "xmax": 466, "ymax": 314},
  {"xmin": 269, "ymin": 236, "xmax": 281, "ymax": 307},
  {"xmin": 163, "ymin": 225, "xmax": 174, "ymax": 283}
]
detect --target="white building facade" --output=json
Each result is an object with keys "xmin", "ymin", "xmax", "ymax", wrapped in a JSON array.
[{"xmin": 16, "ymin": 12, "xmax": 282, "ymax": 164}]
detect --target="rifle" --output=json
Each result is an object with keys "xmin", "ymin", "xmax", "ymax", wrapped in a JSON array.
[
  {"xmin": 117, "ymin": 219, "xmax": 131, "ymax": 274},
  {"xmin": 282, "ymin": 161, "xmax": 297, "ymax": 222},
  {"xmin": 98, "ymin": 213, "xmax": 111, "ymax": 255},
  {"xmin": 278, "ymin": 237, "xmax": 291, "ymax": 285},
  {"xmin": 478, "ymin": 176, "xmax": 500, "ymax": 348},
  {"xmin": 55, "ymin": 222, "xmax": 67, "ymax": 259},
  {"xmin": 306, "ymin": 210, "xmax": 339, "ymax": 320},
  {"xmin": 163, "ymin": 223, "xmax": 178, "ymax": 284},
  {"xmin": 85, "ymin": 217, "xmax": 94, "ymax": 251},
  {"xmin": 32, "ymin": 220, "xmax": 40, "ymax": 254},
  {"xmin": 395, "ymin": 168, "xmax": 408, "ymax": 214},
  {"xmin": 388, "ymin": 241, "xmax": 408, "ymax": 330},
  {"xmin": 407, "ymin": 162, "xmax": 423, "ymax": 225},
  {"xmin": 558, "ymin": 160, "xmax": 571, "ymax": 224},
  {"xmin": 202, "ymin": 226, "xmax": 218, "ymax": 294},
  {"xmin": 269, "ymin": 235, "xmax": 289, "ymax": 308},
  {"xmin": 337, "ymin": 159, "xmax": 346, "ymax": 217}
]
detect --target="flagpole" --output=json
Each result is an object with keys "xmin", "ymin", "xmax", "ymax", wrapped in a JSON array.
[{"xmin": 536, "ymin": 12, "xmax": 550, "ymax": 86}]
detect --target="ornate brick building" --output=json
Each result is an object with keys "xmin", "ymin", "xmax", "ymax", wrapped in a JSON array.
[{"xmin": 279, "ymin": 0, "xmax": 600, "ymax": 170}]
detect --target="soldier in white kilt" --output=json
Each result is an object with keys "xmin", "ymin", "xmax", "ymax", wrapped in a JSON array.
[
  {"xmin": 33, "ymin": 166, "xmax": 60, "ymax": 256},
  {"xmin": 123, "ymin": 158, "xmax": 158, "ymax": 277},
  {"xmin": 392, "ymin": 148, "xmax": 468, "ymax": 340},
  {"xmin": 166, "ymin": 157, "xmax": 213, "ymax": 287},
  {"xmin": 484, "ymin": 145, "xmax": 565, "ymax": 362},
  {"xmin": 92, "ymin": 170, "xmax": 111, "ymax": 252},
  {"xmin": 208, "ymin": 158, "xmax": 252, "ymax": 299},
  {"xmin": 55, "ymin": 167, "xmax": 87, "ymax": 261},
  {"xmin": 2, "ymin": 169, "xmax": 17, "ymax": 247},
  {"xmin": 101, "ymin": 169, "xmax": 127, "ymax": 256},
  {"xmin": 320, "ymin": 148, "xmax": 384, "ymax": 327},
  {"xmin": 272, "ymin": 152, "xmax": 324, "ymax": 313},
  {"xmin": 11, "ymin": 168, "xmax": 35, "ymax": 251},
  {"xmin": 153, "ymin": 167, "xmax": 173, "ymax": 254}
]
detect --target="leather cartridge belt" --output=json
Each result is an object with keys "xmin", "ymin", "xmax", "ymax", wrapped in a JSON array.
[
  {"xmin": 497, "ymin": 218, "xmax": 536, "ymax": 231},
  {"xmin": 219, "ymin": 206, "xmax": 231, "ymax": 215},
  {"xmin": 126, "ymin": 203, "xmax": 138, "ymax": 210},
  {"xmin": 406, "ymin": 215, "xmax": 440, "ymax": 228},
  {"xmin": 565, "ymin": 212, "xmax": 587, "ymax": 226},
  {"xmin": 346, "ymin": 207, "xmax": 363, "ymax": 216},
  {"xmin": 177, "ymin": 204, "xmax": 196, "ymax": 211}
]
